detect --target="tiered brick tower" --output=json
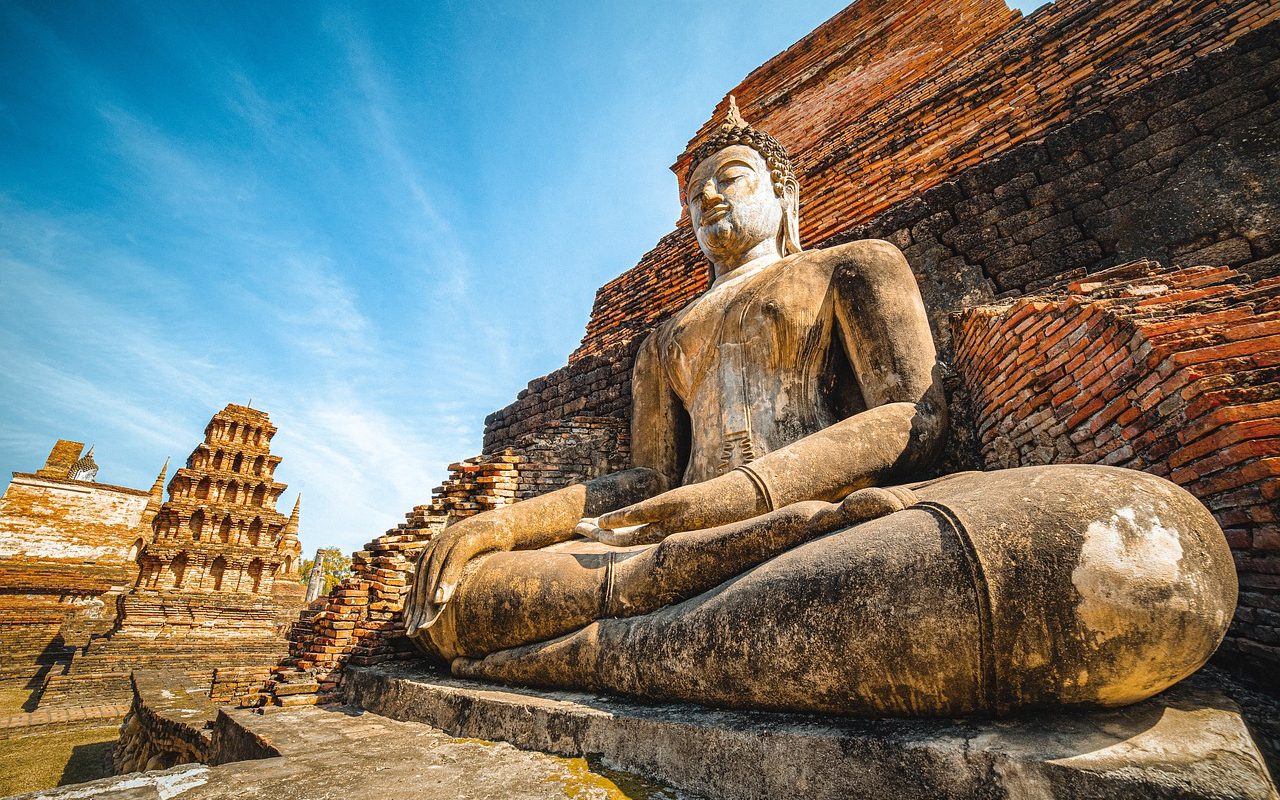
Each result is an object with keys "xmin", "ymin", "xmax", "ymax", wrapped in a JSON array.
[
  {"xmin": 33, "ymin": 405, "xmax": 306, "ymax": 709},
  {"xmin": 132, "ymin": 404, "xmax": 303, "ymax": 626}
]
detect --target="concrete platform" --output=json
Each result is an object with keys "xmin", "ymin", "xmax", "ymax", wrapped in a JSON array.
[{"xmin": 345, "ymin": 663, "xmax": 1279, "ymax": 800}]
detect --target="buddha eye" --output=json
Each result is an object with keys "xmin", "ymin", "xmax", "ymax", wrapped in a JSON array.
[{"xmin": 717, "ymin": 166, "xmax": 754, "ymax": 190}]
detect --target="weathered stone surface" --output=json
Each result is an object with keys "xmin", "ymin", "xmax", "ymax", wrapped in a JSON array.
[
  {"xmin": 346, "ymin": 663, "xmax": 1277, "ymax": 800},
  {"xmin": 405, "ymin": 103, "xmax": 958, "ymax": 679},
  {"xmin": 443, "ymin": 467, "xmax": 1232, "ymax": 716},
  {"xmin": 113, "ymin": 670, "xmax": 218, "ymax": 774},
  {"xmin": 4, "ymin": 703, "xmax": 686, "ymax": 800}
]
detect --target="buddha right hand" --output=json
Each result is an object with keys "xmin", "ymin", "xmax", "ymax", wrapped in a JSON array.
[
  {"xmin": 412, "ymin": 468, "xmax": 667, "ymax": 629},
  {"xmin": 582, "ymin": 467, "xmax": 767, "ymax": 546},
  {"xmin": 416, "ymin": 515, "xmax": 513, "ymax": 620}
]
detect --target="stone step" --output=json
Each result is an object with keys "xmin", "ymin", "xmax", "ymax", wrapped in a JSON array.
[
  {"xmin": 273, "ymin": 693, "xmax": 320, "ymax": 707},
  {"xmin": 343, "ymin": 664, "xmax": 1278, "ymax": 800}
]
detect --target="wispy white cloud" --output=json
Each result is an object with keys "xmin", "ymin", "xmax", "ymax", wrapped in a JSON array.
[
  {"xmin": 322, "ymin": 10, "xmax": 474, "ymax": 305},
  {"xmin": 2, "ymin": 356, "xmax": 193, "ymax": 452},
  {"xmin": 0, "ymin": 174, "xmax": 479, "ymax": 555},
  {"xmin": 4, "ymin": 0, "xmax": 859, "ymax": 557},
  {"xmin": 98, "ymin": 104, "xmax": 259, "ymax": 220},
  {"xmin": 268, "ymin": 388, "xmax": 463, "ymax": 550}
]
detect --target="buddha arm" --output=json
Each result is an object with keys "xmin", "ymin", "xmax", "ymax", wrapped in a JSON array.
[
  {"xmin": 742, "ymin": 239, "xmax": 946, "ymax": 507},
  {"xmin": 410, "ymin": 466, "xmax": 666, "ymax": 628},
  {"xmin": 629, "ymin": 330, "xmax": 686, "ymax": 491},
  {"xmin": 411, "ymin": 338, "xmax": 676, "ymax": 620}
]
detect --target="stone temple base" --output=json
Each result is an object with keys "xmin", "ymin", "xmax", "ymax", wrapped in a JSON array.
[{"xmin": 346, "ymin": 663, "xmax": 1278, "ymax": 800}]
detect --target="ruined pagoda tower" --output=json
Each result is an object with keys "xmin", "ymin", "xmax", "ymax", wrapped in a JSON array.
[
  {"xmin": 29, "ymin": 405, "xmax": 308, "ymax": 708},
  {"xmin": 134, "ymin": 403, "xmax": 304, "ymax": 615}
]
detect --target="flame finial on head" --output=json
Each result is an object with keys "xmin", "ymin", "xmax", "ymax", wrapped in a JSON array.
[
  {"xmin": 684, "ymin": 94, "xmax": 803, "ymax": 256},
  {"xmin": 723, "ymin": 95, "xmax": 748, "ymax": 130},
  {"xmin": 685, "ymin": 95, "xmax": 797, "ymax": 202}
]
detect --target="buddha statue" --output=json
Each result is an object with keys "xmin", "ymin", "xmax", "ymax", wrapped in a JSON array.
[{"xmin": 405, "ymin": 98, "xmax": 1237, "ymax": 717}]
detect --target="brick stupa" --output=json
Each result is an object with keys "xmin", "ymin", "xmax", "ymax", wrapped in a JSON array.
[
  {"xmin": 33, "ymin": 405, "xmax": 305, "ymax": 709},
  {"xmin": 136, "ymin": 403, "xmax": 303, "ymax": 613}
]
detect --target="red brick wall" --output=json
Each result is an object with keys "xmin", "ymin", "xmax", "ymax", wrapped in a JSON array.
[{"xmin": 583, "ymin": 0, "xmax": 1278, "ymax": 361}]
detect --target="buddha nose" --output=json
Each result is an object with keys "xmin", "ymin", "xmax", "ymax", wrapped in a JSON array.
[{"xmin": 700, "ymin": 178, "xmax": 724, "ymax": 206}]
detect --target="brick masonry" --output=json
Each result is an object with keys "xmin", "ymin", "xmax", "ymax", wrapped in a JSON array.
[
  {"xmin": 262, "ymin": 505, "xmax": 444, "ymax": 707},
  {"xmin": 113, "ymin": 670, "xmax": 219, "ymax": 773},
  {"xmin": 0, "ymin": 442, "xmax": 162, "ymax": 694},
  {"xmin": 954, "ymin": 260, "xmax": 1280, "ymax": 682},
  {"xmin": 483, "ymin": 0, "xmax": 1279, "ymax": 458},
  {"xmin": 39, "ymin": 406, "xmax": 309, "ymax": 710},
  {"xmin": 0, "ymin": 703, "xmax": 130, "ymax": 741}
]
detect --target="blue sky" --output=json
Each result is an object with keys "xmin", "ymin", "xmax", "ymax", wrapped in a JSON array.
[{"xmin": 0, "ymin": 1, "xmax": 1044, "ymax": 554}]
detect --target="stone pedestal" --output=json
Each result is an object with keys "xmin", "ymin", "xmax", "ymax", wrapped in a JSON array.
[{"xmin": 345, "ymin": 663, "xmax": 1277, "ymax": 800}]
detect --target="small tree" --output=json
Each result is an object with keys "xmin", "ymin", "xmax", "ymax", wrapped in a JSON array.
[{"xmin": 299, "ymin": 547, "xmax": 353, "ymax": 595}]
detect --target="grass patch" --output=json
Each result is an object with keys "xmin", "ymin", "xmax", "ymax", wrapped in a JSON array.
[
  {"xmin": 0, "ymin": 684, "xmax": 35, "ymax": 714},
  {"xmin": 0, "ymin": 725, "xmax": 118, "ymax": 796}
]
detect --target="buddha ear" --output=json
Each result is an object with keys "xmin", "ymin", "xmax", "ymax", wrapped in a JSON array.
[{"xmin": 777, "ymin": 175, "xmax": 802, "ymax": 255}]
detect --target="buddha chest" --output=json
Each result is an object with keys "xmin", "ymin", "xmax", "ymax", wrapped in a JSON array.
[{"xmin": 660, "ymin": 253, "xmax": 858, "ymax": 484}]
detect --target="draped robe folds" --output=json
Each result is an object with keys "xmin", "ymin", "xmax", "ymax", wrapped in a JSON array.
[{"xmin": 631, "ymin": 239, "xmax": 946, "ymax": 506}]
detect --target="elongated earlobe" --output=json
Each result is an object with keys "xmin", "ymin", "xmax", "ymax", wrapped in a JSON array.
[{"xmin": 778, "ymin": 177, "xmax": 802, "ymax": 255}]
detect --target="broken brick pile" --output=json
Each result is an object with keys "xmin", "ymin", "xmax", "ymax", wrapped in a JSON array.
[
  {"xmin": 427, "ymin": 453, "xmax": 523, "ymax": 518},
  {"xmin": 262, "ymin": 505, "xmax": 448, "ymax": 707},
  {"xmin": 261, "ymin": 438, "xmax": 642, "ymax": 708}
]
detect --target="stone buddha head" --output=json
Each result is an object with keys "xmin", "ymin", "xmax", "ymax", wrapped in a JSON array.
[{"xmin": 685, "ymin": 96, "xmax": 801, "ymax": 276}]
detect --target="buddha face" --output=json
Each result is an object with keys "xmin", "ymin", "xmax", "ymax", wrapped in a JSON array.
[{"xmin": 687, "ymin": 145, "xmax": 784, "ymax": 272}]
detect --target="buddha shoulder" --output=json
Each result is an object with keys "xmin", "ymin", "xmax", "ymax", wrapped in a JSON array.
[
  {"xmin": 792, "ymin": 238, "xmax": 909, "ymax": 273},
  {"xmin": 779, "ymin": 238, "xmax": 914, "ymax": 290}
]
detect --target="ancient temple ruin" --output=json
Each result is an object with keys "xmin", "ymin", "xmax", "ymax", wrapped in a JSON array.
[
  {"xmin": 6, "ymin": 0, "xmax": 1279, "ymax": 796},
  {"xmin": 256, "ymin": 1, "xmax": 1280, "ymax": 790},
  {"xmin": 0, "ymin": 405, "xmax": 305, "ymax": 715},
  {"xmin": 132, "ymin": 403, "xmax": 304, "ymax": 626},
  {"xmin": 271, "ymin": 0, "xmax": 1280, "ymax": 705},
  {"xmin": 0, "ymin": 441, "xmax": 164, "ymax": 692}
]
